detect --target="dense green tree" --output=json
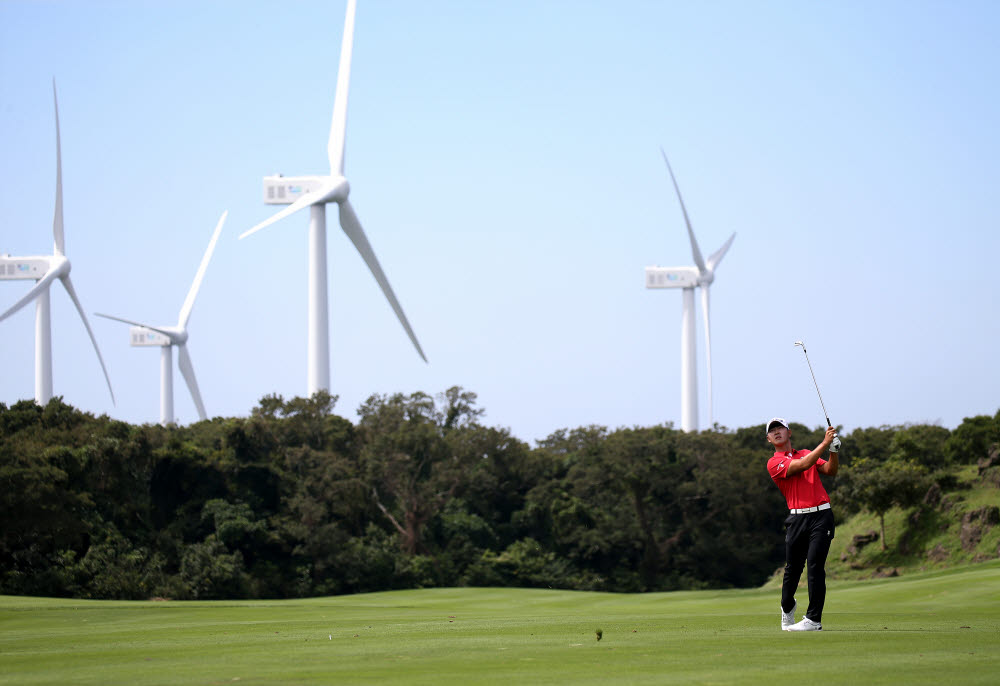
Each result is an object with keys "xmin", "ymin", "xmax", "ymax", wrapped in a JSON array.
[
  {"xmin": 359, "ymin": 389, "xmax": 483, "ymax": 560},
  {"xmin": 173, "ymin": 536, "xmax": 248, "ymax": 599},
  {"xmin": 1, "ymin": 399, "xmax": 105, "ymax": 596},
  {"xmin": 0, "ymin": 444, "xmax": 92, "ymax": 596},
  {"xmin": 889, "ymin": 424, "xmax": 951, "ymax": 469},
  {"xmin": 945, "ymin": 412, "xmax": 1000, "ymax": 464},
  {"xmin": 662, "ymin": 430, "xmax": 783, "ymax": 588},
  {"xmin": 451, "ymin": 424, "xmax": 536, "ymax": 550},
  {"xmin": 519, "ymin": 426, "xmax": 626, "ymax": 587},
  {"xmin": 471, "ymin": 537, "xmax": 588, "ymax": 589},
  {"xmin": 64, "ymin": 525, "xmax": 165, "ymax": 600},
  {"xmin": 279, "ymin": 442, "xmax": 371, "ymax": 595},
  {"xmin": 250, "ymin": 391, "xmax": 343, "ymax": 451},
  {"xmin": 6, "ymin": 394, "xmax": 990, "ymax": 600},
  {"xmin": 838, "ymin": 455, "xmax": 930, "ymax": 550},
  {"xmin": 842, "ymin": 425, "xmax": 896, "ymax": 462},
  {"xmin": 599, "ymin": 426, "xmax": 686, "ymax": 589}
]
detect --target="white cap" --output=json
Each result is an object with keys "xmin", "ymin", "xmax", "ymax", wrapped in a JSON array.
[{"xmin": 765, "ymin": 417, "xmax": 789, "ymax": 435}]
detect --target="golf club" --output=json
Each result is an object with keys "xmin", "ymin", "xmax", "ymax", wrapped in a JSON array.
[{"xmin": 793, "ymin": 340, "xmax": 832, "ymax": 428}]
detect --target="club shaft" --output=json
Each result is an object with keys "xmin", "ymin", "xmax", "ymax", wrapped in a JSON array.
[{"xmin": 801, "ymin": 349, "xmax": 831, "ymax": 427}]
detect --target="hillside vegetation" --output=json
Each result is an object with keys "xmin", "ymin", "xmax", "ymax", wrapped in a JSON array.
[
  {"xmin": 2, "ymin": 391, "xmax": 997, "ymax": 600},
  {"xmin": 827, "ymin": 462, "xmax": 1000, "ymax": 578}
]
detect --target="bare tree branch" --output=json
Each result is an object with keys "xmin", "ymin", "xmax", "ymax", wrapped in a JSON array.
[{"xmin": 372, "ymin": 487, "xmax": 407, "ymax": 538}]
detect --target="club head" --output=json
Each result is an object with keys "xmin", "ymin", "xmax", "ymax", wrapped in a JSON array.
[{"xmin": 794, "ymin": 340, "xmax": 804, "ymax": 348}]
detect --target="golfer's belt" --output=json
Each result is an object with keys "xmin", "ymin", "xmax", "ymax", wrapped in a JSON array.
[{"xmin": 789, "ymin": 503, "xmax": 832, "ymax": 514}]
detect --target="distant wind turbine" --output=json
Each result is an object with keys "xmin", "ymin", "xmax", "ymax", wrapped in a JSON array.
[
  {"xmin": 645, "ymin": 148, "xmax": 735, "ymax": 432},
  {"xmin": 96, "ymin": 211, "xmax": 227, "ymax": 426},
  {"xmin": 239, "ymin": 0, "xmax": 426, "ymax": 396},
  {"xmin": 0, "ymin": 80, "xmax": 115, "ymax": 407}
]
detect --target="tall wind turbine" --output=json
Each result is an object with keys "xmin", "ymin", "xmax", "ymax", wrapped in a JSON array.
[
  {"xmin": 96, "ymin": 211, "xmax": 227, "ymax": 426},
  {"xmin": 645, "ymin": 149, "xmax": 735, "ymax": 432},
  {"xmin": 240, "ymin": 0, "xmax": 426, "ymax": 396},
  {"xmin": 0, "ymin": 80, "xmax": 115, "ymax": 407}
]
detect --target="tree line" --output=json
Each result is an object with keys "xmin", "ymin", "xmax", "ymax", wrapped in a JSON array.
[{"xmin": 2, "ymin": 389, "xmax": 997, "ymax": 600}]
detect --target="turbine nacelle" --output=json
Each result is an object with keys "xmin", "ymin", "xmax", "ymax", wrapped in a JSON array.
[
  {"xmin": 129, "ymin": 326, "xmax": 173, "ymax": 347},
  {"xmin": 645, "ymin": 266, "xmax": 700, "ymax": 289},
  {"xmin": 0, "ymin": 254, "xmax": 69, "ymax": 283},
  {"xmin": 0, "ymin": 255, "xmax": 72, "ymax": 328},
  {"xmin": 0, "ymin": 256, "xmax": 51, "ymax": 280},
  {"xmin": 127, "ymin": 325, "xmax": 187, "ymax": 347},
  {"xmin": 263, "ymin": 174, "xmax": 349, "ymax": 206}
]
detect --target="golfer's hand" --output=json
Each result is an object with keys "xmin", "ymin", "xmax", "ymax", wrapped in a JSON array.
[
  {"xmin": 830, "ymin": 436, "xmax": 842, "ymax": 453},
  {"xmin": 822, "ymin": 426, "xmax": 837, "ymax": 446}
]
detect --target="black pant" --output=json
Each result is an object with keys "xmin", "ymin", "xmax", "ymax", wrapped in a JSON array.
[{"xmin": 781, "ymin": 508, "xmax": 835, "ymax": 623}]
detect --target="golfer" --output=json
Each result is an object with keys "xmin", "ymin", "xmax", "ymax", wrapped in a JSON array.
[{"xmin": 765, "ymin": 418, "xmax": 840, "ymax": 631}]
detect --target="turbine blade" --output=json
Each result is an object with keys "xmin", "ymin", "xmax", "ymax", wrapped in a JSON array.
[
  {"xmin": 52, "ymin": 79, "xmax": 65, "ymax": 256},
  {"xmin": 176, "ymin": 343, "xmax": 207, "ymax": 421},
  {"xmin": 240, "ymin": 191, "xmax": 323, "ymax": 240},
  {"xmin": 328, "ymin": 0, "xmax": 357, "ymax": 175},
  {"xmin": 61, "ymin": 275, "xmax": 115, "ymax": 405},
  {"xmin": 94, "ymin": 312, "xmax": 175, "ymax": 339},
  {"xmin": 338, "ymin": 199, "xmax": 427, "ymax": 362},
  {"xmin": 706, "ymin": 232, "xmax": 736, "ymax": 273},
  {"xmin": 660, "ymin": 148, "xmax": 705, "ymax": 273},
  {"xmin": 0, "ymin": 267, "xmax": 60, "ymax": 324},
  {"xmin": 701, "ymin": 285, "xmax": 712, "ymax": 428},
  {"xmin": 179, "ymin": 210, "xmax": 227, "ymax": 328}
]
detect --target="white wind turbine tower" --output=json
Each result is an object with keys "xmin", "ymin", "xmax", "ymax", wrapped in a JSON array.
[
  {"xmin": 0, "ymin": 80, "xmax": 115, "ymax": 407},
  {"xmin": 95, "ymin": 211, "xmax": 227, "ymax": 426},
  {"xmin": 645, "ymin": 149, "xmax": 735, "ymax": 432},
  {"xmin": 240, "ymin": 0, "xmax": 426, "ymax": 396}
]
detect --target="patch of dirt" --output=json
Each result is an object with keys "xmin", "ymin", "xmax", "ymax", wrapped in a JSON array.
[
  {"xmin": 844, "ymin": 530, "xmax": 879, "ymax": 557},
  {"xmin": 977, "ymin": 444, "xmax": 999, "ymax": 477},
  {"xmin": 926, "ymin": 544, "xmax": 949, "ymax": 563},
  {"xmin": 960, "ymin": 506, "xmax": 1000, "ymax": 552},
  {"xmin": 871, "ymin": 566, "xmax": 901, "ymax": 578}
]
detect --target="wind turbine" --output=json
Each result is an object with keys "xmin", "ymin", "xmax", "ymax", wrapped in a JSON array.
[
  {"xmin": 240, "ymin": 0, "xmax": 426, "ymax": 396},
  {"xmin": 645, "ymin": 149, "xmax": 735, "ymax": 432},
  {"xmin": 95, "ymin": 211, "xmax": 227, "ymax": 426},
  {"xmin": 0, "ymin": 80, "xmax": 115, "ymax": 407}
]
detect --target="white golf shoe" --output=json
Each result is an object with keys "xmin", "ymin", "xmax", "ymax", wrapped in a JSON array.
[
  {"xmin": 780, "ymin": 600, "xmax": 797, "ymax": 630},
  {"xmin": 785, "ymin": 617, "xmax": 822, "ymax": 631}
]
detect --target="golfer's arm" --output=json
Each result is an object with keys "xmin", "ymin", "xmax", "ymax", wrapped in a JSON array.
[
  {"xmin": 819, "ymin": 452, "xmax": 839, "ymax": 476},
  {"xmin": 785, "ymin": 447, "xmax": 825, "ymax": 476}
]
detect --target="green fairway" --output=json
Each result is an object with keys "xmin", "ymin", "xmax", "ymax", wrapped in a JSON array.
[{"xmin": 2, "ymin": 561, "xmax": 998, "ymax": 685}]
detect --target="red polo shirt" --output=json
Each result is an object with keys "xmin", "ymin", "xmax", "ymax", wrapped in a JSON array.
[{"xmin": 767, "ymin": 449, "xmax": 830, "ymax": 510}]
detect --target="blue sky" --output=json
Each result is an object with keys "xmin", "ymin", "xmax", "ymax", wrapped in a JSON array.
[{"xmin": 2, "ymin": 0, "xmax": 998, "ymax": 443}]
